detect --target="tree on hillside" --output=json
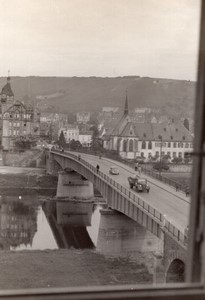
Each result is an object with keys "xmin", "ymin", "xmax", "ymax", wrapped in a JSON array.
[
  {"xmin": 183, "ymin": 118, "xmax": 190, "ymax": 131},
  {"xmin": 58, "ymin": 131, "xmax": 66, "ymax": 148}
]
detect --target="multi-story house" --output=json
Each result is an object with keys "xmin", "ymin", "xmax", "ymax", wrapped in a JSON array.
[
  {"xmin": 59, "ymin": 125, "xmax": 79, "ymax": 143},
  {"xmin": 79, "ymin": 130, "xmax": 92, "ymax": 147},
  {"xmin": 0, "ymin": 76, "xmax": 40, "ymax": 150},
  {"xmin": 76, "ymin": 112, "xmax": 90, "ymax": 124}
]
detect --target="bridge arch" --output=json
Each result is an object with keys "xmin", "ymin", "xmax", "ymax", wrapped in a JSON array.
[{"xmin": 166, "ymin": 258, "xmax": 185, "ymax": 283}]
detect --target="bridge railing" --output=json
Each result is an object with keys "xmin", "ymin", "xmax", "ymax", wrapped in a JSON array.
[
  {"xmin": 50, "ymin": 150, "xmax": 187, "ymax": 246},
  {"xmin": 62, "ymin": 148, "xmax": 189, "ymax": 195},
  {"xmin": 140, "ymin": 166, "xmax": 187, "ymax": 193}
]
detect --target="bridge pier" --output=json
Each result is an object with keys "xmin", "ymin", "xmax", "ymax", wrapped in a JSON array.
[
  {"xmin": 97, "ymin": 208, "xmax": 164, "ymax": 279},
  {"xmin": 56, "ymin": 171, "xmax": 94, "ymax": 200},
  {"xmin": 46, "ymin": 154, "xmax": 61, "ymax": 175}
]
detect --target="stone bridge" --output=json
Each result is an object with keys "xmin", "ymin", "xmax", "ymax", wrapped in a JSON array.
[{"xmin": 45, "ymin": 149, "xmax": 188, "ymax": 283}]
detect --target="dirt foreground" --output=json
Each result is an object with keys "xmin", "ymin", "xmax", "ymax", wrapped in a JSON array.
[{"xmin": 0, "ymin": 249, "xmax": 152, "ymax": 290}]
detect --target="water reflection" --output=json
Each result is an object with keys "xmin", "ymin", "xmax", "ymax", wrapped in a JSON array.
[
  {"xmin": 0, "ymin": 195, "xmax": 38, "ymax": 250},
  {"xmin": 42, "ymin": 200, "xmax": 95, "ymax": 249},
  {"xmin": 0, "ymin": 192, "xmax": 105, "ymax": 251}
]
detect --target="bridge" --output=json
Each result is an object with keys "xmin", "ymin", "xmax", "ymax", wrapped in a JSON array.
[{"xmin": 45, "ymin": 149, "xmax": 190, "ymax": 283}]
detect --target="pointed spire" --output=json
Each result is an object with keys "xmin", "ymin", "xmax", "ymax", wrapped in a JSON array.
[
  {"xmin": 7, "ymin": 70, "xmax": 10, "ymax": 82},
  {"xmin": 124, "ymin": 90, "xmax": 128, "ymax": 116}
]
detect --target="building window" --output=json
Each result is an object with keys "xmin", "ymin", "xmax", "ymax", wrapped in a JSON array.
[
  {"xmin": 168, "ymin": 142, "xmax": 171, "ymax": 147},
  {"xmin": 148, "ymin": 141, "xmax": 152, "ymax": 149},
  {"xmin": 123, "ymin": 139, "xmax": 127, "ymax": 152},
  {"xmin": 173, "ymin": 142, "xmax": 177, "ymax": 148},
  {"xmin": 179, "ymin": 152, "xmax": 182, "ymax": 158},
  {"xmin": 135, "ymin": 140, "xmax": 138, "ymax": 152},
  {"xmin": 141, "ymin": 152, "xmax": 144, "ymax": 157},
  {"xmin": 185, "ymin": 143, "xmax": 189, "ymax": 148},
  {"xmin": 141, "ymin": 141, "xmax": 146, "ymax": 149},
  {"xmin": 129, "ymin": 139, "xmax": 134, "ymax": 152}
]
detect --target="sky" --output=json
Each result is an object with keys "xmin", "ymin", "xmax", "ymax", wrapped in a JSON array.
[{"xmin": 0, "ymin": 0, "xmax": 201, "ymax": 80}]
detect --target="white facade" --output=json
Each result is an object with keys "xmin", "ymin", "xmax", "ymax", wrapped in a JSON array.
[
  {"xmin": 59, "ymin": 125, "xmax": 79, "ymax": 143},
  {"xmin": 79, "ymin": 133, "xmax": 92, "ymax": 147},
  {"xmin": 104, "ymin": 138, "xmax": 193, "ymax": 160}
]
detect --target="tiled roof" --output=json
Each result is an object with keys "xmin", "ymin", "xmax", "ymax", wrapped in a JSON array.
[{"xmin": 105, "ymin": 118, "xmax": 193, "ymax": 142}]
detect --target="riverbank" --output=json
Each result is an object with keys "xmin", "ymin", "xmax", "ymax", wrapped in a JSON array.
[
  {"xmin": 0, "ymin": 249, "xmax": 152, "ymax": 290},
  {"xmin": 0, "ymin": 167, "xmax": 58, "ymax": 190}
]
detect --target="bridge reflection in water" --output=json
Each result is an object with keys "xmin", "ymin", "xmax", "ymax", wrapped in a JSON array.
[
  {"xmin": 0, "ymin": 192, "xmax": 162, "ymax": 266},
  {"xmin": 42, "ymin": 200, "xmax": 95, "ymax": 249}
]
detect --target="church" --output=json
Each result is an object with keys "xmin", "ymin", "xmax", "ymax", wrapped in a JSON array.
[
  {"xmin": 103, "ymin": 97, "xmax": 193, "ymax": 161},
  {"xmin": 0, "ymin": 75, "xmax": 40, "ymax": 151}
]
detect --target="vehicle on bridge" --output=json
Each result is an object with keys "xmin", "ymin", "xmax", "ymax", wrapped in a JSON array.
[
  {"xmin": 128, "ymin": 175, "xmax": 150, "ymax": 193},
  {"xmin": 109, "ymin": 166, "xmax": 120, "ymax": 175}
]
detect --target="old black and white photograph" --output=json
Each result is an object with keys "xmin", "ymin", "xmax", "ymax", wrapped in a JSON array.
[{"xmin": 0, "ymin": 1, "xmax": 204, "ymax": 299}]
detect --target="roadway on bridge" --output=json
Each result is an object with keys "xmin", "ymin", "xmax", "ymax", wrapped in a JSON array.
[{"xmin": 68, "ymin": 152, "xmax": 190, "ymax": 232}]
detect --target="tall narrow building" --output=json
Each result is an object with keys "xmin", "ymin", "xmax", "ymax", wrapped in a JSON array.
[{"xmin": 0, "ymin": 75, "xmax": 40, "ymax": 151}]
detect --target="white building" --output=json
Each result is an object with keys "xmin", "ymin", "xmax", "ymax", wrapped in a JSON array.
[
  {"xmin": 59, "ymin": 125, "xmax": 79, "ymax": 143},
  {"xmin": 79, "ymin": 131, "xmax": 92, "ymax": 147},
  {"xmin": 103, "ymin": 98, "xmax": 193, "ymax": 160}
]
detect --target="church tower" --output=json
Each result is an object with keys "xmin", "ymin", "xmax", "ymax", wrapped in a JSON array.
[
  {"xmin": 0, "ymin": 71, "xmax": 14, "ymax": 105},
  {"xmin": 0, "ymin": 72, "xmax": 14, "ymax": 114},
  {"xmin": 124, "ymin": 90, "xmax": 129, "ymax": 116}
]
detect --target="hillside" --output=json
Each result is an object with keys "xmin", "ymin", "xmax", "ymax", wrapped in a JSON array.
[{"xmin": 0, "ymin": 76, "xmax": 196, "ymax": 117}]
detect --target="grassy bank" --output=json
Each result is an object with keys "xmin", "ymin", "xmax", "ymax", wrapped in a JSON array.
[{"xmin": 0, "ymin": 249, "xmax": 152, "ymax": 290}]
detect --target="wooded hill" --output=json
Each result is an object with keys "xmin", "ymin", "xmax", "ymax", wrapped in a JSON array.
[{"xmin": 0, "ymin": 76, "xmax": 196, "ymax": 118}]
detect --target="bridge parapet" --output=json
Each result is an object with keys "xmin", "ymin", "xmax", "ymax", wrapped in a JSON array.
[{"xmin": 49, "ymin": 150, "xmax": 187, "ymax": 248}]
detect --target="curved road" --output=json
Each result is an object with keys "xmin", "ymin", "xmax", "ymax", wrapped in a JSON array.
[{"xmin": 67, "ymin": 151, "xmax": 190, "ymax": 232}]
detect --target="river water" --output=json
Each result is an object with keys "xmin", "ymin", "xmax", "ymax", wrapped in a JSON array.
[{"xmin": 0, "ymin": 192, "xmax": 106, "ymax": 251}]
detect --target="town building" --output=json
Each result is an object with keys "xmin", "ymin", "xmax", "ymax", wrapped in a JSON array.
[
  {"xmin": 79, "ymin": 130, "xmax": 92, "ymax": 147},
  {"xmin": 103, "ymin": 97, "xmax": 193, "ymax": 160},
  {"xmin": 59, "ymin": 125, "xmax": 79, "ymax": 143},
  {"xmin": 0, "ymin": 76, "xmax": 40, "ymax": 151},
  {"xmin": 102, "ymin": 107, "xmax": 119, "ymax": 118},
  {"xmin": 76, "ymin": 112, "xmax": 90, "ymax": 124}
]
